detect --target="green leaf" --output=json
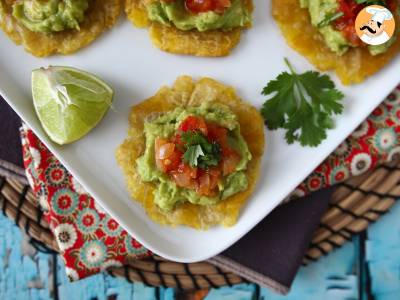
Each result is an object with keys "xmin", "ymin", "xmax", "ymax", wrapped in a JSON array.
[
  {"xmin": 181, "ymin": 131, "xmax": 222, "ymax": 168},
  {"xmin": 355, "ymin": 0, "xmax": 386, "ymax": 5},
  {"xmin": 181, "ymin": 131, "xmax": 209, "ymax": 147},
  {"xmin": 260, "ymin": 58, "xmax": 344, "ymax": 147},
  {"xmin": 183, "ymin": 145, "xmax": 204, "ymax": 167},
  {"xmin": 317, "ymin": 11, "xmax": 344, "ymax": 28}
]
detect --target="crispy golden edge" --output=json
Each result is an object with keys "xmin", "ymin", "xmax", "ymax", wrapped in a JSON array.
[
  {"xmin": 0, "ymin": 0, "xmax": 122, "ymax": 57},
  {"xmin": 124, "ymin": 0, "xmax": 253, "ymax": 56},
  {"xmin": 272, "ymin": 0, "xmax": 400, "ymax": 85},
  {"xmin": 116, "ymin": 76, "xmax": 265, "ymax": 229}
]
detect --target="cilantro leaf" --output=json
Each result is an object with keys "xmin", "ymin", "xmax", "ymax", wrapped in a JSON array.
[
  {"xmin": 355, "ymin": 0, "xmax": 386, "ymax": 5},
  {"xmin": 181, "ymin": 131, "xmax": 210, "ymax": 148},
  {"xmin": 183, "ymin": 145, "xmax": 204, "ymax": 167},
  {"xmin": 261, "ymin": 58, "xmax": 344, "ymax": 147},
  {"xmin": 181, "ymin": 131, "xmax": 221, "ymax": 168},
  {"xmin": 317, "ymin": 12, "xmax": 344, "ymax": 28},
  {"xmin": 198, "ymin": 142, "xmax": 221, "ymax": 169}
]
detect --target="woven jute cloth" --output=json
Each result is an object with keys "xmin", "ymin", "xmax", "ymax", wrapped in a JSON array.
[{"xmin": 1, "ymin": 156, "xmax": 399, "ymax": 290}]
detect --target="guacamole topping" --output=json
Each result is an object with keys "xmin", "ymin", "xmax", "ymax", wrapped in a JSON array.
[
  {"xmin": 300, "ymin": 0, "xmax": 397, "ymax": 56},
  {"xmin": 136, "ymin": 103, "xmax": 252, "ymax": 212},
  {"xmin": 147, "ymin": 0, "xmax": 251, "ymax": 32},
  {"xmin": 12, "ymin": 0, "xmax": 89, "ymax": 33}
]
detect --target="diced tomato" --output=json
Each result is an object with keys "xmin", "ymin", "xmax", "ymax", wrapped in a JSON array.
[
  {"xmin": 185, "ymin": 0, "xmax": 231, "ymax": 14},
  {"xmin": 222, "ymin": 151, "xmax": 241, "ymax": 176},
  {"xmin": 177, "ymin": 163, "xmax": 198, "ymax": 178},
  {"xmin": 197, "ymin": 168, "xmax": 222, "ymax": 196},
  {"xmin": 170, "ymin": 171, "xmax": 192, "ymax": 187},
  {"xmin": 208, "ymin": 167, "xmax": 221, "ymax": 190},
  {"xmin": 207, "ymin": 122, "xmax": 228, "ymax": 146},
  {"xmin": 171, "ymin": 134, "xmax": 184, "ymax": 148},
  {"xmin": 155, "ymin": 137, "xmax": 182, "ymax": 172},
  {"xmin": 155, "ymin": 137, "xmax": 168, "ymax": 150},
  {"xmin": 179, "ymin": 116, "xmax": 208, "ymax": 135},
  {"xmin": 334, "ymin": 0, "xmax": 364, "ymax": 46},
  {"xmin": 155, "ymin": 116, "xmax": 242, "ymax": 196},
  {"xmin": 197, "ymin": 172, "xmax": 213, "ymax": 196},
  {"xmin": 185, "ymin": 0, "xmax": 214, "ymax": 13},
  {"xmin": 156, "ymin": 143, "xmax": 175, "ymax": 160}
]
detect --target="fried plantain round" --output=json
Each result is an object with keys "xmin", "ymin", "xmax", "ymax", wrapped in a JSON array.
[
  {"xmin": 125, "ymin": 0, "xmax": 252, "ymax": 57},
  {"xmin": 0, "ymin": 0, "xmax": 122, "ymax": 57},
  {"xmin": 272, "ymin": 0, "xmax": 400, "ymax": 85},
  {"xmin": 116, "ymin": 76, "xmax": 265, "ymax": 229}
]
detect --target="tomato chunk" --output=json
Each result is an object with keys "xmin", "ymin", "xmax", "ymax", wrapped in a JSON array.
[
  {"xmin": 185, "ymin": 0, "xmax": 231, "ymax": 14},
  {"xmin": 155, "ymin": 116, "xmax": 242, "ymax": 196},
  {"xmin": 179, "ymin": 116, "xmax": 208, "ymax": 135},
  {"xmin": 207, "ymin": 122, "xmax": 228, "ymax": 147},
  {"xmin": 155, "ymin": 137, "xmax": 182, "ymax": 172},
  {"xmin": 222, "ymin": 151, "xmax": 241, "ymax": 176}
]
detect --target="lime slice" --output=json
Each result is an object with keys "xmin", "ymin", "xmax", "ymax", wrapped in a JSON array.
[{"xmin": 32, "ymin": 66, "xmax": 113, "ymax": 145}]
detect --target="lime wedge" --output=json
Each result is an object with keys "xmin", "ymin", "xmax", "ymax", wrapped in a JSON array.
[{"xmin": 32, "ymin": 66, "xmax": 113, "ymax": 145}]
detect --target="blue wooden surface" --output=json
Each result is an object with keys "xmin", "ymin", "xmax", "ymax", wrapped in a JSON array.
[{"xmin": 2, "ymin": 202, "xmax": 400, "ymax": 299}]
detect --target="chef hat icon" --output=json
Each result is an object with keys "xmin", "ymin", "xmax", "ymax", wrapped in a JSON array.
[{"xmin": 366, "ymin": 6, "xmax": 393, "ymax": 24}]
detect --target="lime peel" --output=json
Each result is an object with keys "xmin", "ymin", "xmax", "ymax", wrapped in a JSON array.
[{"xmin": 32, "ymin": 66, "xmax": 114, "ymax": 145}]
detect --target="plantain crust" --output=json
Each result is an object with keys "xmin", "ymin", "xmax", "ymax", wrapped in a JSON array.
[
  {"xmin": 125, "ymin": 0, "xmax": 252, "ymax": 57},
  {"xmin": 272, "ymin": 0, "xmax": 400, "ymax": 85},
  {"xmin": 0, "ymin": 0, "xmax": 122, "ymax": 57},
  {"xmin": 116, "ymin": 76, "xmax": 265, "ymax": 229}
]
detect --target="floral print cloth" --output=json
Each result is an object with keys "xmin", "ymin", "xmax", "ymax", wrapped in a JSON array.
[
  {"xmin": 21, "ymin": 127, "xmax": 151, "ymax": 281},
  {"xmin": 292, "ymin": 84, "xmax": 400, "ymax": 198},
  {"xmin": 21, "ymin": 84, "xmax": 400, "ymax": 281}
]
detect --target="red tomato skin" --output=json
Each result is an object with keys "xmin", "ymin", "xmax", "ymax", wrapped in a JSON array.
[
  {"xmin": 185, "ymin": 0, "xmax": 231, "ymax": 14},
  {"xmin": 207, "ymin": 122, "xmax": 228, "ymax": 147},
  {"xmin": 179, "ymin": 116, "xmax": 208, "ymax": 135},
  {"xmin": 155, "ymin": 116, "xmax": 243, "ymax": 196}
]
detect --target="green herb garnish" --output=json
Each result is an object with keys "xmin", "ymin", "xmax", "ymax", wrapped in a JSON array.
[
  {"xmin": 355, "ymin": 0, "xmax": 386, "ymax": 5},
  {"xmin": 181, "ymin": 131, "xmax": 221, "ymax": 168},
  {"xmin": 261, "ymin": 58, "xmax": 344, "ymax": 147},
  {"xmin": 318, "ymin": 11, "xmax": 344, "ymax": 27}
]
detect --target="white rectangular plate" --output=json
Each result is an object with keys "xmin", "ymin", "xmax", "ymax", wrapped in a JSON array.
[{"xmin": 1, "ymin": 0, "xmax": 399, "ymax": 262}]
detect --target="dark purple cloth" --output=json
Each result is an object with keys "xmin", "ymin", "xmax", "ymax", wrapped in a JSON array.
[
  {"xmin": 0, "ymin": 96, "xmax": 331, "ymax": 293},
  {"xmin": 0, "ymin": 99, "xmax": 22, "ymax": 167},
  {"xmin": 216, "ymin": 187, "xmax": 332, "ymax": 293}
]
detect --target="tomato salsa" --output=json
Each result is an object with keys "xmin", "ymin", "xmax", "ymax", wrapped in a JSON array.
[
  {"xmin": 155, "ymin": 115, "xmax": 241, "ymax": 197},
  {"xmin": 184, "ymin": 0, "xmax": 231, "ymax": 13}
]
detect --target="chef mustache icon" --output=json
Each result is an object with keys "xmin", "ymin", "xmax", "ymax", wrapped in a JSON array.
[
  {"xmin": 360, "ymin": 25, "xmax": 377, "ymax": 34},
  {"xmin": 357, "ymin": 6, "xmax": 394, "ymax": 46}
]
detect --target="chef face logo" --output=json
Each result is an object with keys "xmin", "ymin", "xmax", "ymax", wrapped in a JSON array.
[{"xmin": 355, "ymin": 5, "xmax": 395, "ymax": 46}]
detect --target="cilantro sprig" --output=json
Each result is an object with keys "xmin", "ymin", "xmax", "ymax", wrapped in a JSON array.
[
  {"xmin": 317, "ymin": 11, "xmax": 344, "ymax": 28},
  {"xmin": 261, "ymin": 58, "xmax": 344, "ymax": 147},
  {"xmin": 181, "ymin": 131, "xmax": 221, "ymax": 168},
  {"xmin": 318, "ymin": 0, "xmax": 388, "ymax": 27},
  {"xmin": 355, "ymin": 0, "xmax": 386, "ymax": 5}
]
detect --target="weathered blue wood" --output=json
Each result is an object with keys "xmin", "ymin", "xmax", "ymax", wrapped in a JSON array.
[
  {"xmin": 0, "ymin": 215, "xmax": 53, "ymax": 300},
  {"xmin": 205, "ymin": 283, "xmax": 257, "ymax": 300},
  {"xmin": 257, "ymin": 241, "xmax": 358, "ymax": 300},
  {"xmin": 365, "ymin": 201, "xmax": 400, "ymax": 300},
  {"xmin": 4, "ymin": 201, "xmax": 400, "ymax": 299}
]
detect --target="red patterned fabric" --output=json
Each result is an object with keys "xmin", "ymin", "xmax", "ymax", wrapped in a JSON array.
[
  {"xmin": 292, "ymin": 84, "xmax": 400, "ymax": 199},
  {"xmin": 21, "ymin": 128, "xmax": 151, "ymax": 281},
  {"xmin": 21, "ymin": 84, "xmax": 400, "ymax": 281}
]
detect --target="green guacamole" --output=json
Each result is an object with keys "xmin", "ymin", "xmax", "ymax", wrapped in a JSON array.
[
  {"xmin": 13, "ymin": 0, "xmax": 89, "ymax": 33},
  {"xmin": 136, "ymin": 103, "xmax": 252, "ymax": 212},
  {"xmin": 299, "ymin": 0, "xmax": 394, "ymax": 56},
  {"xmin": 147, "ymin": 0, "xmax": 251, "ymax": 32}
]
